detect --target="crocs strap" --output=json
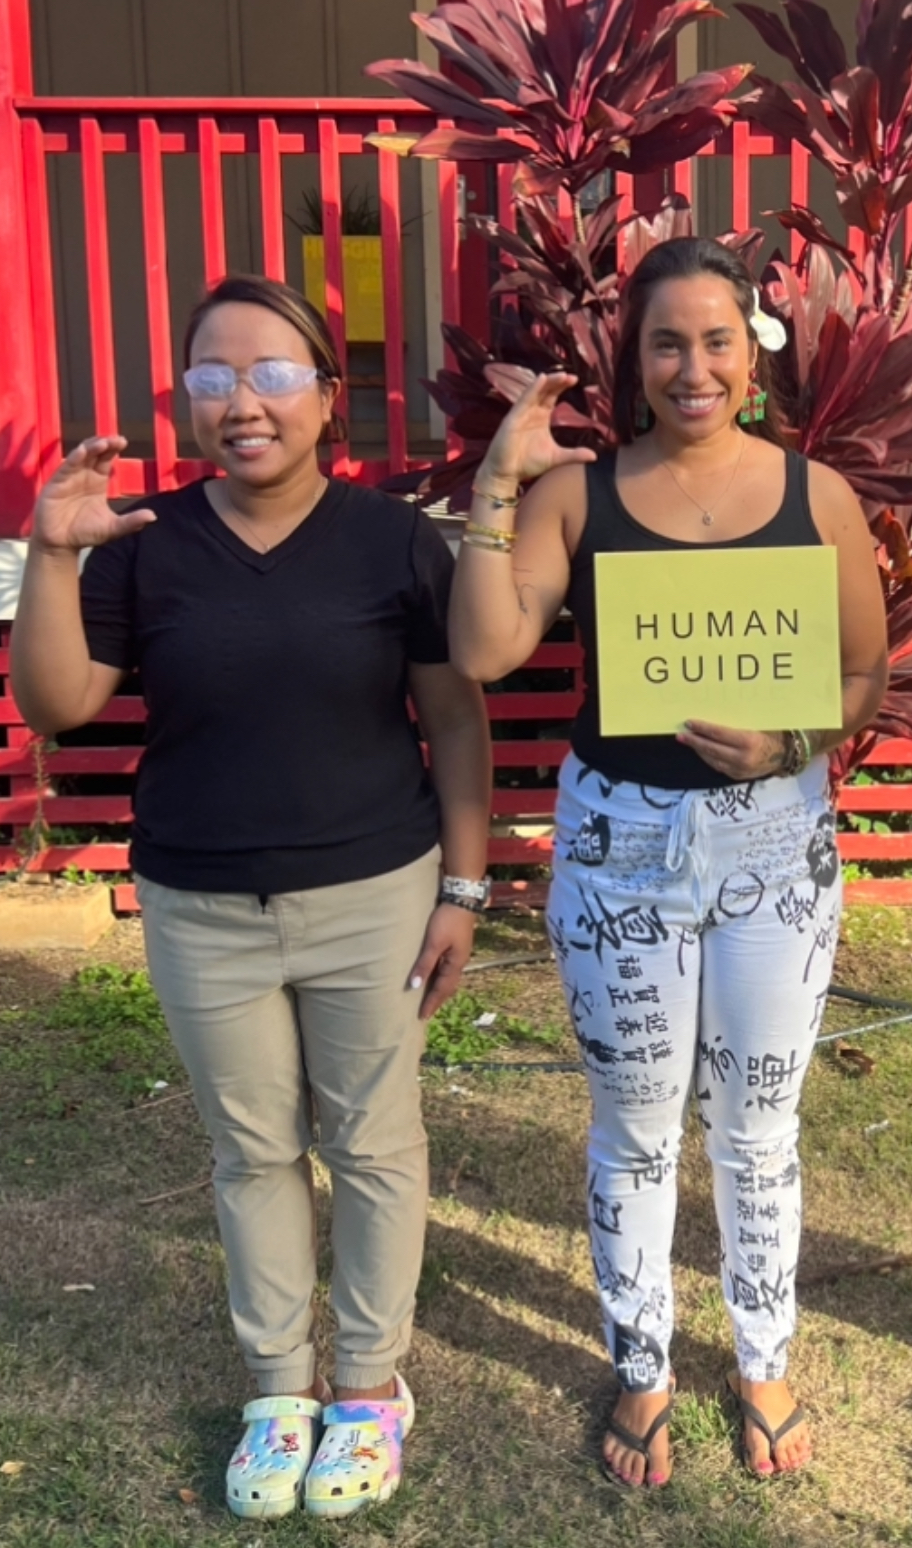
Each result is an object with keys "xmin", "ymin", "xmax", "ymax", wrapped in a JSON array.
[
  {"xmin": 322, "ymin": 1399, "xmax": 408, "ymax": 1428},
  {"xmin": 242, "ymin": 1395, "xmax": 323, "ymax": 1422}
]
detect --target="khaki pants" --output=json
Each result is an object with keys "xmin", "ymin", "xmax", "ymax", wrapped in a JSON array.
[{"xmin": 137, "ymin": 848, "xmax": 439, "ymax": 1393}]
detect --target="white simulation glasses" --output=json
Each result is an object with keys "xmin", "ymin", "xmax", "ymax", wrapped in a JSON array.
[{"xmin": 183, "ymin": 359, "xmax": 327, "ymax": 400}]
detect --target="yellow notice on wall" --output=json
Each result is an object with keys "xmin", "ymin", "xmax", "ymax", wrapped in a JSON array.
[
  {"xmin": 594, "ymin": 546, "xmax": 842, "ymax": 736},
  {"xmin": 302, "ymin": 237, "xmax": 385, "ymax": 342}
]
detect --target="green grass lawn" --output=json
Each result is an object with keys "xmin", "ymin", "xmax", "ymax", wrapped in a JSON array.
[{"xmin": 0, "ymin": 909, "xmax": 910, "ymax": 1547}]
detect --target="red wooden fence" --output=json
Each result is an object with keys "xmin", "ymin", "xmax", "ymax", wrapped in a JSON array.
[
  {"xmin": 4, "ymin": 89, "xmax": 898, "ymax": 529},
  {"xmin": 3, "ymin": 631, "xmax": 911, "ymax": 908},
  {"xmin": 1, "ymin": 4, "xmax": 911, "ymax": 904}
]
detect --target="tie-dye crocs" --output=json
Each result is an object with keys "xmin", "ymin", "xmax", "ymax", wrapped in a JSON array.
[
  {"xmin": 226, "ymin": 1392, "xmax": 326, "ymax": 1519},
  {"xmin": 304, "ymin": 1373, "xmax": 415, "ymax": 1518}
]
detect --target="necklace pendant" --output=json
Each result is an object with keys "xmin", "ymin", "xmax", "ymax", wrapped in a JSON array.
[{"xmin": 702, "ymin": 511, "xmax": 713, "ymax": 526}]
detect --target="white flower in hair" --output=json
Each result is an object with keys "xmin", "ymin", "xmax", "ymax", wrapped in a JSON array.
[{"xmin": 749, "ymin": 287, "xmax": 787, "ymax": 351}]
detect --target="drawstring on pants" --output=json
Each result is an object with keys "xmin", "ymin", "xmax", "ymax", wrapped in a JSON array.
[{"xmin": 664, "ymin": 789, "xmax": 710, "ymax": 916}]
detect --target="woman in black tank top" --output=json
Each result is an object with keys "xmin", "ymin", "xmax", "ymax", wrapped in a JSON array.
[{"xmin": 450, "ymin": 239, "xmax": 887, "ymax": 1488}]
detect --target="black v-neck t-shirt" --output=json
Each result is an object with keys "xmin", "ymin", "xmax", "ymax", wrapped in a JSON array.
[
  {"xmin": 567, "ymin": 449, "xmax": 821, "ymax": 789},
  {"xmin": 79, "ymin": 478, "xmax": 454, "ymax": 893}
]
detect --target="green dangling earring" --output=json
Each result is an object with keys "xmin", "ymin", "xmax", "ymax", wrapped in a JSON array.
[
  {"xmin": 634, "ymin": 391, "xmax": 651, "ymax": 431},
  {"xmin": 739, "ymin": 373, "xmax": 767, "ymax": 424}
]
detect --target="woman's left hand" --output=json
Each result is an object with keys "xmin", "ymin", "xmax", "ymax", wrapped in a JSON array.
[
  {"xmin": 677, "ymin": 721, "xmax": 789, "ymax": 781},
  {"xmin": 409, "ymin": 903, "xmax": 477, "ymax": 1021}
]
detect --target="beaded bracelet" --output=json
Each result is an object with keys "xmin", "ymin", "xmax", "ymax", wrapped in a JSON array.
[
  {"xmin": 471, "ymin": 483, "xmax": 520, "ymax": 510},
  {"xmin": 462, "ymin": 532, "xmax": 514, "ymax": 552},
  {"xmin": 780, "ymin": 729, "xmax": 811, "ymax": 776},
  {"xmin": 464, "ymin": 519, "xmax": 517, "ymax": 546}
]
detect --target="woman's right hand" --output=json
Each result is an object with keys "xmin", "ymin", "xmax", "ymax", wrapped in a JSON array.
[
  {"xmin": 477, "ymin": 371, "xmax": 597, "ymax": 487},
  {"xmin": 32, "ymin": 436, "xmax": 157, "ymax": 553}
]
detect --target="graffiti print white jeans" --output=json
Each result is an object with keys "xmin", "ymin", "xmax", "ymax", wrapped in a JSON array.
[{"xmin": 546, "ymin": 751, "xmax": 841, "ymax": 1391}]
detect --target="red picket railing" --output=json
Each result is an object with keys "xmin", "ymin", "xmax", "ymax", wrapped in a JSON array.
[
  {"xmin": 1, "ymin": 2, "xmax": 910, "ymax": 903},
  {"xmin": 8, "ymin": 95, "xmax": 474, "ymax": 506},
  {"xmin": 0, "ymin": 86, "xmax": 881, "ymax": 532},
  {"xmin": 3, "ymin": 629, "xmax": 912, "ymax": 908}
]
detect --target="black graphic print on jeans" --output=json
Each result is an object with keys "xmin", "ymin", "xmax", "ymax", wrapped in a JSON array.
[{"xmin": 547, "ymin": 752, "xmax": 841, "ymax": 1389}]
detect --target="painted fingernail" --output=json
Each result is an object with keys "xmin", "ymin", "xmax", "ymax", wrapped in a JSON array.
[{"xmin": 409, "ymin": 975, "xmax": 423, "ymax": 989}]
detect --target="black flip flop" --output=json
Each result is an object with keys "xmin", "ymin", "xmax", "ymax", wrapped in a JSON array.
[
  {"xmin": 726, "ymin": 1371, "xmax": 807, "ymax": 1477},
  {"xmin": 602, "ymin": 1374, "xmax": 676, "ymax": 1489}
]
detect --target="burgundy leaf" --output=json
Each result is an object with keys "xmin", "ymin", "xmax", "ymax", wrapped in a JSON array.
[
  {"xmin": 719, "ymin": 226, "xmax": 767, "ymax": 272},
  {"xmin": 409, "ymin": 128, "xmax": 532, "ymax": 162},
  {"xmin": 452, "ymin": 406, "xmax": 512, "ymax": 439},
  {"xmin": 836, "ymin": 168, "xmax": 888, "ymax": 237},
  {"xmin": 846, "ymin": 332, "xmax": 912, "ymax": 409},
  {"xmin": 420, "ymin": 2, "xmax": 539, "ymax": 81},
  {"xmin": 612, "ymin": 1, "xmax": 726, "ymax": 114},
  {"xmin": 767, "ymin": 204, "xmax": 856, "ymax": 263},
  {"xmin": 830, "ymin": 68, "xmax": 882, "ymax": 168},
  {"xmin": 782, "ymin": 1, "xmax": 848, "ymax": 90},
  {"xmin": 423, "ymin": 379, "xmax": 475, "ymax": 418},
  {"xmin": 770, "ymin": 260, "xmax": 811, "ymax": 387},
  {"xmin": 412, "ymin": 13, "xmax": 524, "ymax": 103},
  {"xmin": 586, "ymin": 0, "xmax": 638, "ymax": 84},
  {"xmin": 635, "ymin": 66, "xmax": 754, "ymax": 136},
  {"xmin": 613, "ymin": 110, "xmax": 731, "ymax": 173},
  {"xmin": 483, "ymin": 361, "xmax": 538, "ymax": 401},
  {"xmin": 552, "ymin": 401, "xmax": 600, "ymax": 428},
  {"xmin": 512, "ymin": 163, "xmax": 570, "ymax": 197},
  {"xmin": 584, "ymin": 194, "xmax": 628, "ymax": 259},
  {"xmin": 804, "ymin": 244, "xmax": 838, "ymax": 342},
  {"xmin": 585, "ymin": 100, "xmax": 636, "ymax": 137},
  {"xmin": 541, "ymin": 0, "xmax": 583, "ymax": 97},
  {"xmin": 441, "ymin": 323, "xmax": 495, "ymax": 374},
  {"xmin": 734, "ymin": 4, "xmax": 809, "ymax": 82},
  {"xmin": 786, "ymin": 80, "xmax": 850, "ymax": 160},
  {"xmin": 856, "ymin": 0, "xmax": 912, "ymax": 122},
  {"xmin": 363, "ymin": 59, "xmax": 517, "ymax": 126},
  {"xmin": 739, "ymin": 79, "xmax": 817, "ymax": 147},
  {"xmin": 807, "ymin": 309, "xmax": 852, "ymax": 427}
]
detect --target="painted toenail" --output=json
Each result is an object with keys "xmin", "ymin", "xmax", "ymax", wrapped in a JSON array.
[
  {"xmin": 755, "ymin": 1461, "xmax": 774, "ymax": 1474},
  {"xmin": 648, "ymin": 1472, "xmax": 667, "ymax": 1485}
]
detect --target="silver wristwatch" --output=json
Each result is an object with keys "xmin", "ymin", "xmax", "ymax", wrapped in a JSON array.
[{"xmin": 438, "ymin": 874, "xmax": 492, "ymax": 914}]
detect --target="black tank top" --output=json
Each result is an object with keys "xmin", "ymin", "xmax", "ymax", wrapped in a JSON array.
[{"xmin": 567, "ymin": 449, "xmax": 821, "ymax": 789}]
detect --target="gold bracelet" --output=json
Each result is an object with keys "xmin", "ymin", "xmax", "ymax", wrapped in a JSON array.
[
  {"xmin": 471, "ymin": 483, "xmax": 520, "ymax": 509},
  {"xmin": 462, "ymin": 532, "xmax": 514, "ymax": 552},
  {"xmin": 464, "ymin": 519, "xmax": 517, "ymax": 545}
]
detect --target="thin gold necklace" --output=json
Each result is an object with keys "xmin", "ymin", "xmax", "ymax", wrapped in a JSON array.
[
  {"xmin": 661, "ymin": 436, "xmax": 747, "ymax": 526},
  {"xmin": 225, "ymin": 477, "xmax": 327, "ymax": 553}
]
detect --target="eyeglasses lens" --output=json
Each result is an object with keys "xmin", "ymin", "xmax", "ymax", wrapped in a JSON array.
[{"xmin": 183, "ymin": 361, "xmax": 320, "ymax": 400}]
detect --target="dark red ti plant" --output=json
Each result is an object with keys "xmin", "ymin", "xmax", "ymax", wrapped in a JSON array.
[
  {"xmin": 367, "ymin": 0, "xmax": 750, "ymax": 218},
  {"xmin": 736, "ymin": 0, "xmax": 912, "ymax": 315},
  {"xmin": 368, "ymin": 0, "xmax": 751, "ymax": 506},
  {"xmin": 737, "ymin": 0, "xmax": 912, "ymax": 773},
  {"xmin": 384, "ymin": 196, "xmax": 702, "ymax": 511}
]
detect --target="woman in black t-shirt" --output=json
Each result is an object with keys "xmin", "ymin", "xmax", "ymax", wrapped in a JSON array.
[
  {"xmin": 449, "ymin": 238, "xmax": 887, "ymax": 1489},
  {"xmin": 12, "ymin": 275, "xmax": 491, "ymax": 1523}
]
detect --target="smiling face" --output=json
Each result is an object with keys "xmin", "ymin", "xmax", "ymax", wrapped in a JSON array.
[
  {"xmin": 187, "ymin": 300, "xmax": 339, "ymax": 487},
  {"xmin": 638, "ymin": 274, "xmax": 756, "ymax": 443}
]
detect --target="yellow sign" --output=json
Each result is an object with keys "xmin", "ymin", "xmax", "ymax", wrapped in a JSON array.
[
  {"xmin": 302, "ymin": 236, "xmax": 385, "ymax": 342},
  {"xmin": 594, "ymin": 546, "xmax": 842, "ymax": 735}
]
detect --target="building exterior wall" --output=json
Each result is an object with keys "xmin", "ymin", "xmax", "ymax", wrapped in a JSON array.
[
  {"xmin": 26, "ymin": 0, "xmax": 867, "ymax": 449},
  {"xmin": 29, "ymin": 0, "xmax": 431, "ymax": 449}
]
